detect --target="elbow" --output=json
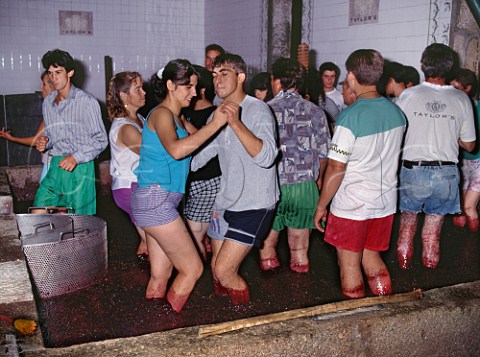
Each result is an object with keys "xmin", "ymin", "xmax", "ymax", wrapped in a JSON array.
[
  {"xmin": 168, "ymin": 148, "xmax": 187, "ymax": 160},
  {"xmin": 254, "ymin": 142, "xmax": 278, "ymax": 168},
  {"xmin": 463, "ymin": 142, "xmax": 476, "ymax": 153}
]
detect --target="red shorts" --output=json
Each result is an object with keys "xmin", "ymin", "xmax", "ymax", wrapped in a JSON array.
[{"xmin": 324, "ymin": 213, "xmax": 394, "ymax": 252}]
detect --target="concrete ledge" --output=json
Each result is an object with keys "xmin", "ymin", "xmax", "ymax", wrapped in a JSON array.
[{"xmin": 20, "ymin": 281, "xmax": 480, "ymax": 356}]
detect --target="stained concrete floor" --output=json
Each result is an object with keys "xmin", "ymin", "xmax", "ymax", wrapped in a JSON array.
[{"xmin": 14, "ymin": 195, "xmax": 479, "ymax": 349}]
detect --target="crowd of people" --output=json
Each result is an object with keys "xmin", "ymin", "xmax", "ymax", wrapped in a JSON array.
[{"xmin": 1, "ymin": 43, "xmax": 478, "ymax": 312}]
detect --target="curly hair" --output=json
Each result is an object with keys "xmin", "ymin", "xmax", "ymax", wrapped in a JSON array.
[
  {"xmin": 42, "ymin": 49, "xmax": 75, "ymax": 72},
  {"xmin": 107, "ymin": 71, "xmax": 142, "ymax": 121}
]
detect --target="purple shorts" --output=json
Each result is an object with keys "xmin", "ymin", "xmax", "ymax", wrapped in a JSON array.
[{"xmin": 112, "ymin": 183, "xmax": 137, "ymax": 223}]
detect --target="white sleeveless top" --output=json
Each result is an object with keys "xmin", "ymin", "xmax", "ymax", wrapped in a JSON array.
[{"xmin": 109, "ymin": 117, "xmax": 144, "ymax": 190}]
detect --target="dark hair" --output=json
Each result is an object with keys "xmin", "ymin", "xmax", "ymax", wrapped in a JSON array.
[
  {"xmin": 319, "ymin": 61, "xmax": 341, "ymax": 87},
  {"xmin": 345, "ymin": 49, "xmax": 384, "ymax": 86},
  {"xmin": 42, "ymin": 49, "xmax": 75, "ymax": 72},
  {"xmin": 450, "ymin": 68, "xmax": 479, "ymax": 98},
  {"xmin": 249, "ymin": 72, "xmax": 273, "ymax": 101},
  {"xmin": 205, "ymin": 44, "xmax": 225, "ymax": 56},
  {"xmin": 212, "ymin": 53, "xmax": 247, "ymax": 74},
  {"xmin": 404, "ymin": 65, "xmax": 420, "ymax": 86},
  {"xmin": 385, "ymin": 61, "xmax": 408, "ymax": 85},
  {"xmin": 271, "ymin": 58, "xmax": 306, "ymax": 92},
  {"xmin": 192, "ymin": 64, "xmax": 215, "ymax": 102},
  {"xmin": 421, "ymin": 43, "xmax": 456, "ymax": 79},
  {"xmin": 150, "ymin": 59, "xmax": 198, "ymax": 102},
  {"xmin": 40, "ymin": 70, "xmax": 49, "ymax": 81},
  {"xmin": 107, "ymin": 71, "xmax": 142, "ymax": 121},
  {"xmin": 377, "ymin": 61, "xmax": 407, "ymax": 96}
]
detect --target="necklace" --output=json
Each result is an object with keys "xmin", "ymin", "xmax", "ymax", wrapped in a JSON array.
[{"xmin": 356, "ymin": 90, "xmax": 378, "ymax": 98}]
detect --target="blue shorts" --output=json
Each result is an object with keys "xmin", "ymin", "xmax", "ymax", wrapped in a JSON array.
[
  {"xmin": 208, "ymin": 207, "xmax": 275, "ymax": 248},
  {"xmin": 131, "ymin": 184, "xmax": 183, "ymax": 228},
  {"xmin": 399, "ymin": 165, "xmax": 460, "ymax": 215}
]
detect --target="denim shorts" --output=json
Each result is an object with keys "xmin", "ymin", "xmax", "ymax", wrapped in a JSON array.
[{"xmin": 399, "ymin": 165, "xmax": 460, "ymax": 215}]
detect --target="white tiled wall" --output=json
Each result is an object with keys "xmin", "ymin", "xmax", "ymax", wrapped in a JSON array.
[
  {"xmin": 1, "ymin": 0, "xmax": 442, "ymax": 101},
  {"xmin": 310, "ymin": 0, "xmax": 432, "ymax": 82},
  {"xmin": 0, "ymin": 0, "xmax": 207, "ymax": 101},
  {"xmin": 205, "ymin": 0, "xmax": 265, "ymax": 75}
]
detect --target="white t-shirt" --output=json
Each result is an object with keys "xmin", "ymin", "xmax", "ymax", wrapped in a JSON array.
[
  {"xmin": 109, "ymin": 117, "xmax": 143, "ymax": 190},
  {"xmin": 326, "ymin": 88, "xmax": 345, "ymax": 111},
  {"xmin": 328, "ymin": 97, "xmax": 406, "ymax": 220},
  {"xmin": 396, "ymin": 82, "xmax": 476, "ymax": 162}
]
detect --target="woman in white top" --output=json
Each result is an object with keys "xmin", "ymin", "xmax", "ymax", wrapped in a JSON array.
[{"xmin": 107, "ymin": 71, "xmax": 148, "ymax": 262}]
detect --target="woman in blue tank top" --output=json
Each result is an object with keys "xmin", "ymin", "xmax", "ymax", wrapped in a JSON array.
[{"xmin": 131, "ymin": 59, "xmax": 229, "ymax": 312}]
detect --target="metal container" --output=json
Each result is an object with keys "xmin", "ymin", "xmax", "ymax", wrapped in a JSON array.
[{"xmin": 16, "ymin": 213, "xmax": 108, "ymax": 298}]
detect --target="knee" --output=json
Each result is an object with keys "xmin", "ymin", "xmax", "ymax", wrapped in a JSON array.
[
  {"xmin": 192, "ymin": 262, "xmax": 204, "ymax": 281},
  {"xmin": 463, "ymin": 198, "xmax": 479, "ymax": 213},
  {"xmin": 213, "ymin": 262, "xmax": 233, "ymax": 284}
]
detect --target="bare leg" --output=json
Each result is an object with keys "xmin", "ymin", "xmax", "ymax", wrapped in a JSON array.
[
  {"xmin": 210, "ymin": 238, "xmax": 228, "ymax": 296},
  {"xmin": 135, "ymin": 224, "xmax": 148, "ymax": 256},
  {"xmin": 397, "ymin": 212, "xmax": 418, "ymax": 269},
  {"xmin": 287, "ymin": 228, "xmax": 311, "ymax": 273},
  {"xmin": 421, "ymin": 214, "xmax": 444, "ymax": 269},
  {"xmin": 144, "ymin": 232, "xmax": 172, "ymax": 299},
  {"xmin": 453, "ymin": 190, "xmax": 467, "ymax": 227},
  {"xmin": 213, "ymin": 240, "xmax": 253, "ymax": 304},
  {"xmin": 143, "ymin": 217, "xmax": 204, "ymax": 312},
  {"xmin": 259, "ymin": 230, "xmax": 280, "ymax": 271},
  {"xmin": 186, "ymin": 219, "xmax": 209, "ymax": 260},
  {"xmin": 336, "ymin": 248, "xmax": 365, "ymax": 299},
  {"xmin": 362, "ymin": 249, "xmax": 392, "ymax": 296},
  {"xmin": 463, "ymin": 189, "xmax": 480, "ymax": 233}
]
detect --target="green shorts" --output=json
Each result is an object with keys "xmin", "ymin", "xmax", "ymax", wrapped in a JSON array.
[
  {"xmin": 272, "ymin": 181, "xmax": 319, "ymax": 231},
  {"xmin": 33, "ymin": 156, "xmax": 96, "ymax": 215}
]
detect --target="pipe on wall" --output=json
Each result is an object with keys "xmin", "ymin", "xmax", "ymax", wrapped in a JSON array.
[{"xmin": 466, "ymin": 0, "xmax": 480, "ymax": 28}]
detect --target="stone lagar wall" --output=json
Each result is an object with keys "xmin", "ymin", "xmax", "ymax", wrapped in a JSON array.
[
  {"xmin": 2, "ymin": 161, "xmax": 112, "ymax": 205},
  {"xmin": 0, "ymin": 167, "xmax": 43, "ymax": 350},
  {"xmin": 451, "ymin": 0, "xmax": 480, "ymax": 75},
  {"xmin": 5, "ymin": 166, "xmax": 42, "ymax": 203}
]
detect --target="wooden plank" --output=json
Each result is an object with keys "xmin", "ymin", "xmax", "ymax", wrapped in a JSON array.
[{"xmin": 198, "ymin": 289, "xmax": 423, "ymax": 338}]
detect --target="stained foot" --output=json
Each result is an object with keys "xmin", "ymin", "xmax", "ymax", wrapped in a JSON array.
[
  {"xmin": 166, "ymin": 288, "xmax": 190, "ymax": 313},
  {"xmin": 453, "ymin": 215, "xmax": 467, "ymax": 228},
  {"xmin": 366, "ymin": 268, "xmax": 392, "ymax": 296},
  {"xmin": 213, "ymin": 279, "xmax": 229, "ymax": 297},
  {"xmin": 397, "ymin": 245, "xmax": 413, "ymax": 270},
  {"xmin": 145, "ymin": 279, "xmax": 167, "ymax": 299},
  {"xmin": 342, "ymin": 282, "xmax": 365, "ymax": 299},
  {"xmin": 466, "ymin": 217, "xmax": 479, "ymax": 233},
  {"xmin": 290, "ymin": 262, "xmax": 309, "ymax": 273},
  {"xmin": 225, "ymin": 287, "xmax": 250, "ymax": 304},
  {"xmin": 260, "ymin": 257, "xmax": 280, "ymax": 271}
]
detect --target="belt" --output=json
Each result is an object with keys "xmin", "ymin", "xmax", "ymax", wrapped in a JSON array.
[{"xmin": 402, "ymin": 160, "xmax": 456, "ymax": 169}]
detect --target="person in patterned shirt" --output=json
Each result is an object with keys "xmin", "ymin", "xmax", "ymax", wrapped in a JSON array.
[{"xmin": 259, "ymin": 57, "xmax": 330, "ymax": 273}]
